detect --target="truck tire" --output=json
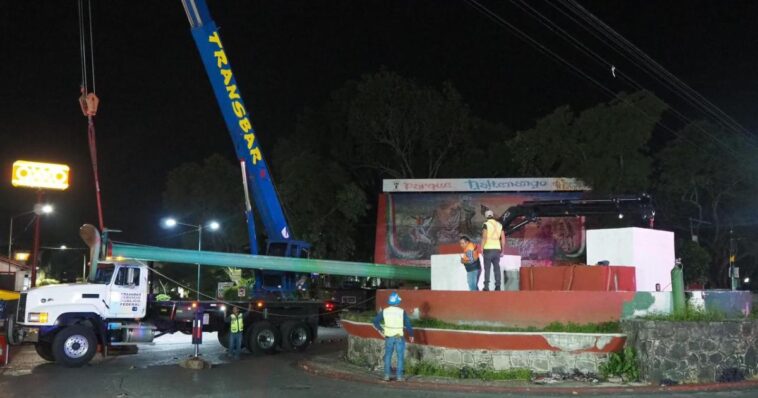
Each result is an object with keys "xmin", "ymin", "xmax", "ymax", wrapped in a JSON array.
[
  {"xmin": 218, "ymin": 327, "xmax": 230, "ymax": 349},
  {"xmin": 35, "ymin": 342, "xmax": 55, "ymax": 361},
  {"xmin": 52, "ymin": 325, "xmax": 97, "ymax": 367},
  {"xmin": 6, "ymin": 315, "xmax": 22, "ymax": 346},
  {"xmin": 280, "ymin": 321, "xmax": 312, "ymax": 352},
  {"xmin": 246, "ymin": 322, "xmax": 279, "ymax": 355}
]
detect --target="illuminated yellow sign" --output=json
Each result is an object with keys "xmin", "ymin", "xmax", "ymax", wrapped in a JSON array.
[
  {"xmin": 14, "ymin": 252, "xmax": 30, "ymax": 262},
  {"xmin": 12, "ymin": 160, "xmax": 70, "ymax": 190}
]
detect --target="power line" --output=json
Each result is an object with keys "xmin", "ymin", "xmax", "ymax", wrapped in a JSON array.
[
  {"xmin": 563, "ymin": 0, "xmax": 751, "ymax": 137},
  {"xmin": 505, "ymin": 0, "xmax": 745, "ymax": 157},
  {"xmin": 462, "ymin": 0, "xmax": 713, "ymax": 155},
  {"xmin": 556, "ymin": 0, "xmax": 755, "ymax": 143}
]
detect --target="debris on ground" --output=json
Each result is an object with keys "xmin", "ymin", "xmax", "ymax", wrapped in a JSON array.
[
  {"xmin": 533, "ymin": 370, "xmax": 600, "ymax": 385},
  {"xmin": 717, "ymin": 368, "xmax": 746, "ymax": 383}
]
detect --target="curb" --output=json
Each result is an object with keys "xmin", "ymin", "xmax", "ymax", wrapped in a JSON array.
[{"xmin": 297, "ymin": 358, "xmax": 758, "ymax": 395}]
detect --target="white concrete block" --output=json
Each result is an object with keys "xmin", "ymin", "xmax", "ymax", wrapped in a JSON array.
[
  {"xmin": 586, "ymin": 227, "xmax": 674, "ymax": 292},
  {"xmin": 431, "ymin": 254, "xmax": 470, "ymax": 291},
  {"xmin": 431, "ymin": 254, "xmax": 521, "ymax": 291}
]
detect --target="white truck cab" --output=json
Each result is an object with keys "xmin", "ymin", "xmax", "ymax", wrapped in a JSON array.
[
  {"xmin": 18, "ymin": 262, "xmax": 148, "ymax": 327},
  {"xmin": 13, "ymin": 262, "xmax": 152, "ymax": 367}
]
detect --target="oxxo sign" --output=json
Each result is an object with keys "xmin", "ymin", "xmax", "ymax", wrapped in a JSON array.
[{"xmin": 12, "ymin": 160, "xmax": 70, "ymax": 190}]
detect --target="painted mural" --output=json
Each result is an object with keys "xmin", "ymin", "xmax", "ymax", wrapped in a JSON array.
[{"xmin": 375, "ymin": 192, "xmax": 585, "ymax": 266}]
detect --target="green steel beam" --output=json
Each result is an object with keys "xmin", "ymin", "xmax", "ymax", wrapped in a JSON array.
[{"xmin": 111, "ymin": 243, "xmax": 430, "ymax": 282}]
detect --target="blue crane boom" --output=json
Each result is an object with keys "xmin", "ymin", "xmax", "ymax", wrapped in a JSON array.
[
  {"xmin": 180, "ymin": 1, "xmax": 300, "ymax": 251},
  {"xmin": 180, "ymin": 0, "xmax": 309, "ymax": 293}
]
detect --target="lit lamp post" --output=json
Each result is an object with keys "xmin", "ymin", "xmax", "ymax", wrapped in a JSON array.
[
  {"xmin": 10, "ymin": 160, "xmax": 69, "ymax": 287},
  {"xmin": 7, "ymin": 204, "xmax": 54, "ymax": 259},
  {"xmin": 162, "ymin": 218, "xmax": 220, "ymax": 300}
]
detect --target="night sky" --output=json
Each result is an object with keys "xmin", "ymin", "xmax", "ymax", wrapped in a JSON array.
[{"xmin": 1, "ymin": 1, "xmax": 757, "ymax": 255}]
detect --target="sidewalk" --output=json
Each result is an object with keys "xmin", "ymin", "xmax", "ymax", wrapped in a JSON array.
[{"xmin": 298, "ymin": 350, "xmax": 758, "ymax": 395}]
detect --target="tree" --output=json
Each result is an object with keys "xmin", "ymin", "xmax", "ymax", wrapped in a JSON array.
[
  {"xmin": 655, "ymin": 121, "xmax": 758, "ymax": 286},
  {"xmin": 270, "ymin": 138, "xmax": 367, "ymax": 260},
  {"xmin": 162, "ymin": 153, "xmax": 248, "ymax": 252},
  {"xmin": 510, "ymin": 90, "xmax": 667, "ymax": 193},
  {"xmin": 162, "ymin": 154, "xmax": 250, "ymax": 295},
  {"xmin": 287, "ymin": 70, "xmax": 513, "ymax": 260},
  {"xmin": 296, "ymin": 70, "xmax": 512, "ymax": 185},
  {"xmin": 677, "ymin": 239, "xmax": 711, "ymax": 286},
  {"xmin": 339, "ymin": 70, "xmax": 472, "ymax": 179}
]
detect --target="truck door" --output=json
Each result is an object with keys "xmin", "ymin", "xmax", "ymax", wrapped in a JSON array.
[{"xmin": 108, "ymin": 265, "xmax": 147, "ymax": 318}]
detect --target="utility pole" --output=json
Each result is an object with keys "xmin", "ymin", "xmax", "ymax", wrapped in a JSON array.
[
  {"xmin": 30, "ymin": 191, "xmax": 44, "ymax": 287},
  {"xmin": 728, "ymin": 229, "xmax": 738, "ymax": 291}
]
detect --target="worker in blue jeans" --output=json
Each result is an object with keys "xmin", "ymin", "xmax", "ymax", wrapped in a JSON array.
[
  {"xmin": 459, "ymin": 235, "xmax": 480, "ymax": 291},
  {"xmin": 372, "ymin": 292, "xmax": 414, "ymax": 381},
  {"xmin": 481, "ymin": 209, "xmax": 506, "ymax": 291},
  {"xmin": 228, "ymin": 306, "xmax": 244, "ymax": 359}
]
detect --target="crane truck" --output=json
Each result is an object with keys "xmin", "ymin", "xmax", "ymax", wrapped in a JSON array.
[
  {"xmin": 5, "ymin": 0, "xmax": 329, "ymax": 367},
  {"xmin": 8, "ymin": 228, "xmax": 320, "ymax": 367}
]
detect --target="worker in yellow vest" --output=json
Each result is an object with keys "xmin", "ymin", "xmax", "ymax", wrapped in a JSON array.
[
  {"xmin": 481, "ymin": 209, "xmax": 506, "ymax": 291},
  {"xmin": 372, "ymin": 292, "xmax": 415, "ymax": 382},
  {"xmin": 228, "ymin": 306, "xmax": 244, "ymax": 359}
]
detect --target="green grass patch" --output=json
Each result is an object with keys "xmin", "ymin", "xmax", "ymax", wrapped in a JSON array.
[
  {"xmin": 599, "ymin": 347, "xmax": 640, "ymax": 382},
  {"xmin": 641, "ymin": 305, "xmax": 726, "ymax": 321},
  {"xmin": 341, "ymin": 311, "xmax": 621, "ymax": 333},
  {"xmin": 407, "ymin": 361, "xmax": 532, "ymax": 381}
]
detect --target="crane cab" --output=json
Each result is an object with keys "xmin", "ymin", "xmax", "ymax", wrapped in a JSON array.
[{"xmin": 252, "ymin": 240, "xmax": 310, "ymax": 297}]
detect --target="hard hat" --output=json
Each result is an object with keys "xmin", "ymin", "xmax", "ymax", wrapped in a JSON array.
[
  {"xmin": 484, "ymin": 209, "xmax": 495, "ymax": 218},
  {"xmin": 388, "ymin": 292, "xmax": 402, "ymax": 305}
]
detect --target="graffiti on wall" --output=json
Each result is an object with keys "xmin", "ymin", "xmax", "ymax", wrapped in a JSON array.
[{"xmin": 375, "ymin": 192, "xmax": 585, "ymax": 266}]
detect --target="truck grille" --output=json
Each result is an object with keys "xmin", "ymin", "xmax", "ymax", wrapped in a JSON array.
[{"xmin": 17, "ymin": 292, "xmax": 27, "ymax": 323}]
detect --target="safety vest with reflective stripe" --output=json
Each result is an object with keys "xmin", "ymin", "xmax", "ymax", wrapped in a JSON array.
[
  {"xmin": 382, "ymin": 306, "xmax": 405, "ymax": 337},
  {"xmin": 483, "ymin": 219, "xmax": 503, "ymax": 250},
  {"xmin": 461, "ymin": 242, "xmax": 479, "ymax": 263},
  {"xmin": 230, "ymin": 314, "xmax": 244, "ymax": 333}
]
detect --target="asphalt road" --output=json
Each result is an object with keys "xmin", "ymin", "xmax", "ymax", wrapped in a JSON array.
[{"xmin": 1, "ymin": 327, "xmax": 756, "ymax": 398}]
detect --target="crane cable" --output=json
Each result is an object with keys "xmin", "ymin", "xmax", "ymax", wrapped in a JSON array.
[{"xmin": 78, "ymin": 0, "xmax": 105, "ymax": 231}]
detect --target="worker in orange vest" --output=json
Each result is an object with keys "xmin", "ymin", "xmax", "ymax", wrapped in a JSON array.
[{"xmin": 459, "ymin": 235, "xmax": 480, "ymax": 291}]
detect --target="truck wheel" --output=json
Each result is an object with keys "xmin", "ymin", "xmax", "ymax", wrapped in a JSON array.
[
  {"xmin": 35, "ymin": 342, "xmax": 55, "ymax": 361},
  {"xmin": 52, "ymin": 325, "xmax": 97, "ymax": 367},
  {"xmin": 217, "ymin": 327, "xmax": 230, "ymax": 349},
  {"xmin": 246, "ymin": 322, "xmax": 279, "ymax": 355},
  {"xmin": 6, "ymin": 315, "xmax": 22, "ymax": 346},
  {"xmin": 280, "ymin": 321, "xmax": 312, "ymax": 352}
]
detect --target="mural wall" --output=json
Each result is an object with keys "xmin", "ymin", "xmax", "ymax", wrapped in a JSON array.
[{"xmin": 375, "ymin": 192, "xmax": 585, "ymax": 266}]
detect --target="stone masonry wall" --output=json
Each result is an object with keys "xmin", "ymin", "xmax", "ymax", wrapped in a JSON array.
[
  {"xmin": 347, "ymin": 335, "xmax": 609, "ymax": 375},
  {"xmin": 622, "ymin": 319, "xmax": 758, "ymax": 383}
]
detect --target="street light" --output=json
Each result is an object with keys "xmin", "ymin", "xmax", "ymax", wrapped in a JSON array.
[
  {"xmin": 7, "ymin": 204, "xmax": 54, "ymax": 259},
  {"xmin": 161, "ymin": 217, "xmax": 220, "ymax": 300}
]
